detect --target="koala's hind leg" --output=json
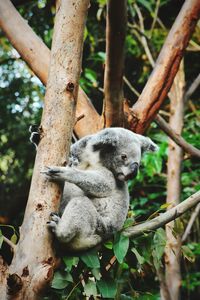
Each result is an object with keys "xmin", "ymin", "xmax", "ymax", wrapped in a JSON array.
[{"xmin": 49, "ymin": 197, "xmax": 99, "ymax": 246}]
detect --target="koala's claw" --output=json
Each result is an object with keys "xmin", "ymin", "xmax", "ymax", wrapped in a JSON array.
[
  {"xmin": 50, "ymin": 212, "xmax": 60, "ymax": 223},
  {"xmin": 41, "ymin": 166, "xmax": 64, "ymax": 180}
]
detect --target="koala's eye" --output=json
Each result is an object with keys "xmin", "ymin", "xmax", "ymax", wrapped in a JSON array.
[{"xmin": 121, "ymin": 154, "xmax": 127, "ymax": 161}]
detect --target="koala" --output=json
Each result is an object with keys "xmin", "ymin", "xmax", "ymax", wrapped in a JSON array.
[{"xmin": 42, "ymin": 128, "xmax": 158, "ymax": 251}]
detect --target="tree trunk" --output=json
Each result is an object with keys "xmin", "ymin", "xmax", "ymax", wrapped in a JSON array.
[
  {"xmin": 129, "ymin": 0, "xmax": 200, "ymax": 134},
  {"xmin": 164, "ymin": 61, "xmax": 185, "ymax": 300},
  {"xmin": 0, "ymin": 0, "xmax": 99, "ymax": 139},
  {"xmin": 102, "ymin": 0, "xmax": 127, "ymax": 127},
  {"xmin": 2, "ymin": 1, "xmax": 89, "ymax": 299}
]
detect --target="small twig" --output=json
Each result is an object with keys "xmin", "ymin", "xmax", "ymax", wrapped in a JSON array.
[
  {"xmin": 155, "ymin": 114, "xmax": 200, "ymax": 158},
  {"xmin": 133, "ymin": 3, "xmax": 155, "ymax": 67},
  {"xmin": 3, "ymin": 235, "xmax": 16, "ymax": 252},
  {"xmin": 149, "ymin": 0, "xmax": 160, "ymax": 37},
  {"xmin": 184, "ymin": 73, "xmax": 200, "ymax": 101},
  {"xmin": 182, "ymin": 202, "xmax": 200, "ymax": 242},
  {"xmin": 188, "ymin": 100, "xmax": 200, "ymax": 121},
  {"xmin": 123, "ymin": 76, "xmax": 140, "ymax": 97},
  {"xmin": 105, "ymin": 255, "xmax": 117, "ymax": 271},
  {"xmin": 123, "ymin": 190, "xmax": 200, "ymax": 238}
]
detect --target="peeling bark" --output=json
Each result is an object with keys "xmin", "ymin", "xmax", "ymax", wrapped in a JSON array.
[
  {"xmin": 129, "ymin": 0, "xmax": 200, "ymax": 134},
  {"xmin": 0, "ymin": 0, "xmax": 100, "ymax": 138},
  {"xmin": 164, "ymin": 62, "xmax": 185, "ymax": 300},
  {"xmin": 102, "ymin": 0, "xmax": 127, "ymax": 127},
  {"xmin": 1, "ymin": 1, "xmax": 89, "ymax": 299}
]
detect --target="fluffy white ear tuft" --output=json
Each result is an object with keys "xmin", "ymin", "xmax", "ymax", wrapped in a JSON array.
[{"xmin": 140, "ymin": 136, "xmax": 159, "ymax": 153}]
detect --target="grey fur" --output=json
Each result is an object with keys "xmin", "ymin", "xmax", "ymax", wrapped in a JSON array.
[{"xmin": 43, "ymin": 128, "xmax": 158, "ymax": 251}]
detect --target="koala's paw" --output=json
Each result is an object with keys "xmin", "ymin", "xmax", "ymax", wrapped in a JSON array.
[
  {"xmin": 47, "ymin": 212, "xmax": 61, "ymax": 232},
  {"xmin": 41, "ymin": 166, "xmax": 66, "ymax": 180}
]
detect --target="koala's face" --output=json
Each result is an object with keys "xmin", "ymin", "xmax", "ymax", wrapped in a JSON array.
[
  {"xmin": 111, "ymin": 142, "xmax": 142, "ymax": 181},
  {"xmin": 98, "ymin": 140, "xmax": 142, "ymax": 181}
]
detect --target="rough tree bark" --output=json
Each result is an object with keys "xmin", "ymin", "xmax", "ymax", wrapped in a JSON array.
[
  {"xmin": 102, "ymin": 0, "xmax": 127, "ymax": 127},
  {"xmin": 163, "ymin": 62, "xmax": 185, "ymax": 300},
  {"xmin": 129, "ymin": 0, "xmax": 200, "ymax": 134},
  {"xmin": 1, "ymin": 0, "xmax": 89, "ymax": 299},
  {"xmin": 0, "ymin": 0, "xmax": 99, "ymax": 139}
]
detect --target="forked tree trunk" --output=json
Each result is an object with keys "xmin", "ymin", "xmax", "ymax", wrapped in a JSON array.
[
  {"xmin": 1, "ymin": 1, "xmax": 89, "ymax": 299},
  {"xmin": 0, "ymin": 0, "xmax": 99, "ymax": 139},
  {"xmin": 164, "ymin": 61, "xmax": 185, "ymax": 300},
  {"xmin": 102, "ymin": 0, "xmax": 127, "ymax": 127}
]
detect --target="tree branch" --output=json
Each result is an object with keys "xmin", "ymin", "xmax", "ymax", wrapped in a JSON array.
[
  {"xmin": 2, "ymin": 236, "xmax": 16, "ymax": 252},
  {"xmin": 182, "ymin": 202, "xmax": 200, "ymax": 242},
  {"xmin": 0, "ymin": 0, "xmax": 100, "ymax": 138},
  {"xmin": 123, "ymin": 190, "xmax": 200, "ymax": 238},
  {"xmin": 129, "ymin": 0, "xmax": 200, "ymax": 134},
  {"xmin": 155, "ymin": 114, "xmax": 200, "ymax": 158},
  {"xmin": 102, "ymin": 0, "xmax": 127, "ymax": 127},
  {"xmin": 184, "ymin": 73, "xmax": 200, "ymax": 101}
]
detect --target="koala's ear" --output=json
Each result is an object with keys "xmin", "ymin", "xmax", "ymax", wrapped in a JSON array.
[
  {"xmin": 92, "ymin": 130, "xmax": 119, "ymax": 151},
  {"xmin": 140, "ymin": 136, "xmax": 159, "ymax": 153}
]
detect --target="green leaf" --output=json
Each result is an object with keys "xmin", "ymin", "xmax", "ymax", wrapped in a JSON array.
[
  {"xmin": 113, "ymin": 233, "xmax": 129, "ymax": 264},
  {"xmin": 63, "ymin": 256, "xmax": 79, "ymax": 272},
  {"xmin": 97, "ymin": 279, "xmax": 117, "ymax": 298},
  {"xmin": 91, "ymin": 268, "xmax": 101, "ymax": 280},
  {"xmin": 84, "ymin": 280, "xmax": 98, "ymax": 297},
  {"xmin": 11, "ymin": 234, "xmax": 17, "ymax": 244},
  {"xmin": 80, "ymin": 250, "xmax": 100, "ymax": 268},
  {"xmin": 137, "ymin": 0, "xmax": 153, "ymax": 13},
  {"xmin": 104, "ymin": 240, "xmax": 113, "ymax": 250},
  {"xmin": 51, "ymin": 271, "xmax": 73, "ymax": 290},
  {"xmin": 131, "ymin": 247, "xmax": 145, "ymax": 265},
  {"xmin": 182, "ymin": 245, "xmax": 195, "ymax": 263}
]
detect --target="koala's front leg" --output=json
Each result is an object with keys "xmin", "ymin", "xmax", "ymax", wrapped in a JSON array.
[{"xmin": 42, "ymin": 166, "xmax": 112, "ymax": 198}]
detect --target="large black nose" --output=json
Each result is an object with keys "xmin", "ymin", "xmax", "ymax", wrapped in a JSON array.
[{"xmin": 130, "ymin": 162, "xmax": 139, "ymax": 177}]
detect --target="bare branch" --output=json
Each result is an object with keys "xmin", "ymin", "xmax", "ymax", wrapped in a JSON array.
[
  {"xmin": 182, "ymin": 202, "xmax": 200, "ymax": 242},
  {"xmin": 155, "ymin": 114, "xmax": 200, "ymax": 158},
  {"xmin": 123, "ymin": 190, "xmax": 200, "ymax": 238},
  {"xmin": 184, "ymin": 73, "xmax": 200, "ymax": 101},
  {"xmin": 102, "ymin": 0, "xmax": 127, "ymax": 127},
  {"xmin": 133, "ymin": 3, "xmax": 155, "ymax": 68},
  {"xmin": 0, "ymin": 0, "xmax": 100, "ymax": 138},
  {"xmin": 2, "ymin": 236, "xmax": 16, "ymax": 252},
  {"xmin": 129, "ymin": 0, "xmax": 200, "ymax": 134},
  {"xmin": 123, "ymin": 76, "xmax": 140, "ymax": 97}
]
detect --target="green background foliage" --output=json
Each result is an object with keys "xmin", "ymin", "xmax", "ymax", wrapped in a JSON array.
[{"xmin": 0, "ymin": 0, "xmax": 200, "ymax": 298}]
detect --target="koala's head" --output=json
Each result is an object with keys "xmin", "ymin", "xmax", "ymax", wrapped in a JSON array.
[{"xmin": 88, "ymin": 128, "xmax": 158, "ymax": 181}]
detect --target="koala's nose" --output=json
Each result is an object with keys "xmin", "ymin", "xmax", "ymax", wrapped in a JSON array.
[{"xmin": 130, "ymin": 162, "xmax": 139, "ymax": 177}]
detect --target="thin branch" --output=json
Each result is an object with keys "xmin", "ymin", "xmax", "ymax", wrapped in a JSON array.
[
  {"xmin": 102, "ymin": 0, "xmax": 127, "ymax": 127},
  {"xmin": 155, "ymin": 114, "xmax": 200, "ymax": 158},
  {"xmin": 2, "ymin": 236, "xmax": 16, "ymax": 252},
  {"xmin": 182, "ymin": 202, "xmax": 200, "ymax": 242},
  {"xmin": 184, "ymin": 73, "xmax": 200, "ymax": 101},
  {"xmin": 123, "ymin": 190, "xmax": 200, "ymax": 238},
  {"xmin": 133, "ymin": 3, "xmax": 155, "ymax": 68},
  {"xmin": 149, "ymin": 0, "xmax": 160, "ymax": 37},
  {"xmin": 123, "ymin": 76, "xmax": 140, "ymax": 97}
]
